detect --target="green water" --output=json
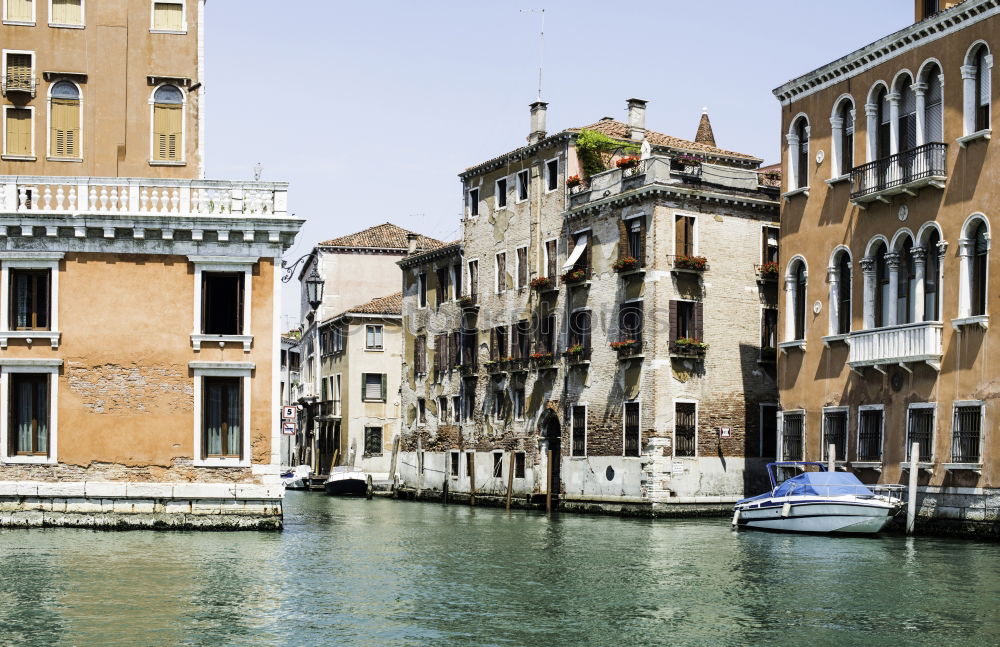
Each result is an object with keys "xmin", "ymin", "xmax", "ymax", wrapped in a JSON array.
[{"xmin": 0, "ymin": 492, "xmax": 997, "ymax": 647}]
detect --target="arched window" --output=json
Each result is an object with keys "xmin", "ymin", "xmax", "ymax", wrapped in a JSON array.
[
  {"xmin": 830, "ymin": 250, "xmax": 852, "ymax": 335},
  {"xmin": 787, "ymin": 116, "xmax": 809, "ymax": 191},
  {"xmin": 874, "ymin": 242, "xmax": 889, "ymax": 327},
  {"xmin": 964, "ymin": 44, "xmax": 992, "ymax": 135},
  {"xmin": 970, "ymin": 221, "xmax": 988, "ymax": 317},
  {"xmin": 785, "ymin": 259, "xmax": 808, "ymax": 341},
  {"xmin": 896, "ymin": 236, "xmax": 916, "ymax": 324},
  {"xmin": 924, "ymin": 228, "xmax": 941, "ymax": 321},
  {"xmin": 897, "ymin": 74, "xmax": 917, "ymax": 155},
  {"xmin": 831, "ymin": 97, "xmax": 854, "ymax": 177},
  {"xmin": 921, "ymin": 63, "xmax": 944, "ymax": 144},
  {"xmin": 151, "ymin": 84, "xmax": 183, "ymax": 162},
  {"xmin": 49, "ymin": 80, "xmax": 80, "ymax": 159},
  {"xmin": 877, "ymin": 87, "xmax": 891, "ymax": 160}
]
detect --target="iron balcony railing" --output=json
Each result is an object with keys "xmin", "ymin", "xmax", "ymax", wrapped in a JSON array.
[
  {"xmin": 849, "ymin": 142, "xmax": 947, "ymax": 201},
  {"xmin": 2, "ymin": 74, "xmax": 36, "ymax": 95}
]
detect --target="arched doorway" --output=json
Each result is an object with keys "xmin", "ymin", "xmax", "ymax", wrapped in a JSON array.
[{"xmin": 542, "ymin": 413, "xmax": 562, "ymax": 499}]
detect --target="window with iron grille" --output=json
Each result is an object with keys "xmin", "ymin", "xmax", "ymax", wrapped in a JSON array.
[
  {"xmin": 857, "ymin": 409, "xmax": 883, "ymax": 461},
  {"xmin": 571, "ymin": 405, "xmax": 586, "ymax": 456},
  {"xmin": 782, "ymin": 411, "xmax": 804, "ymax": 461},
  {"xmin": 822, "ymin": 410, "xmax": 847, "ymax": 462},
  {"xmin": 952, "ymin": 404, "xmax": 982, "ymax": 463},
  {"xmin": 364, "ymin": 427, "xmax": 383, "ymax": 456},
  {"xmin": 624, "ymin": 401, "xmax": 640, "ymax": 457},
  {"xmin": 906, "ymin": 406, "xmax": 934, "ymax": 462},
  {"xmin": 675, "ymin": 402, "xmax": 697, "ymax": 457}
]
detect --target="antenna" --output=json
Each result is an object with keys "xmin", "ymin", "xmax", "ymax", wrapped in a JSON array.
[{"xmin": 521, "ymin": 8, "xmax": 545, "ymax": 100}]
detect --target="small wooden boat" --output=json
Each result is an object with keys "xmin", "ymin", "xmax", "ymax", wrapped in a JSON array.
[
  {"xmin": 323, "ymin": 466, "xmax": 369, "ymax": 496},
  {"xmin": 733, "ymin": 462, "xmax": 905, "ymax": 534}
]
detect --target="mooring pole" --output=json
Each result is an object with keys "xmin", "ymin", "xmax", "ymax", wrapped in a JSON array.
[
  {"xmin": 469, "ymin": 452, "xmax": 476, "ymax": 507},
  {"xmin": 505, "ymin": 451, "xmax": 515, "ymax": 511},
  {"xmin": 388, "ymin": 435, "xmax": 400, "ymax": 490},
  {"xmin": 545, "ymin": 449, "xmax": 553, "ymax": 514},
  {"xmin": 907, "ymin": 441, "xmax": 919, "ymax": 535},
  {"xmin": 415, "ymin": 436, "xmax": 423, "ymax": 499},
  {"xmin": 828, "ymin": 444, "xmax": 836, "ymax": 472},
  {"xmin": 443, "ymin": 478, "xmax": 449, "ymax": 505}
]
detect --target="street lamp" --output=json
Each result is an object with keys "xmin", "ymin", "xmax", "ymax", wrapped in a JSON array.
[{"xmin": 304, "ymin": 264, "xmax": 324, "ymax": 311}]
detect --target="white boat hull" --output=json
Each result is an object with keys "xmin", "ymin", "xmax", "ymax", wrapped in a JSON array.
[{"xmin": 735, "ymin": 499, "xmax": 900, "ymax": 534}]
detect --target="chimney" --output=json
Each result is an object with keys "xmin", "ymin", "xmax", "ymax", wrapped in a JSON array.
[
  {"xmin": 528, "ymin": 101, "xmax": 548, "ymax": 144},
  {"xmin": 627, "ymin": 98, "xmax": 647, "ymax": 141},
  {"xmin": 406, "ymin": 233, "xmax": 419, "ymax": 255}
]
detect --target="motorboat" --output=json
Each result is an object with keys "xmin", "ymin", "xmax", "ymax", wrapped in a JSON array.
[
  {"xmin": 324, "ymin": 466, "xmax": 370, "ymax": 496},
  {"xmin": 281, "ymin": 465, "xmax": 312, "ymax": 490},
  {"xmin": 733, "ymin": 462, "xmax": 905, "ymax": 534}
]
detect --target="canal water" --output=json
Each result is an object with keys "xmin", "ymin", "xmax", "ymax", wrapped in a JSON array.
[{"xmin": 0, "ymin": 493, "xmax": 997, "ymax": 647}]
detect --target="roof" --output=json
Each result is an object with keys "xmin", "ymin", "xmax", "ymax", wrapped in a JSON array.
[
  {"xmin": 397, "ymin": 241, "xmax": 462, "ymax": 269},
  {"xmin": 342, "ymin": 292, "xmax": 403, "ymax": 317},
  {"xmin": 318, "ymin": 223, "xmax": 445, "ymax": 251},
  {"xmin": 568, "ymin": 118, "xmax": 759, "ymax": 161}
]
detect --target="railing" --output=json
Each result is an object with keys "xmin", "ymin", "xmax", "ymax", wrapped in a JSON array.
[
  {"xmin": 848, "ymin": 321, "xmax": 942, "ymax": 369},
  {"xmin": 2, "ymin": 74, "xmax": 36, "ymax": 95},
  {"xmin": 849, "ymin": 142, "xmax": 947, "ymax": 201},
  {"xmin": 0, "ymin": 176, "xmax": 290, "ymax": 217}
]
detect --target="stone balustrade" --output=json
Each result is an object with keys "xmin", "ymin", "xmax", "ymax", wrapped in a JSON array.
[{"xmin": 848, "ymin": 321, "xmax": 943, "ymax": 371}]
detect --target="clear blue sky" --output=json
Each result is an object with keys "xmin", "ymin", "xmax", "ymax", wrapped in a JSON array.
[{"xmin": 203, "ymin": 0, "xmax": 912, "ymax": 327}]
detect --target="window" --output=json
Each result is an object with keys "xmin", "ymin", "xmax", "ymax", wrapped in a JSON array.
[
  {"xmin": 896, "ymin": 74, "xmax": 917, "ymax": 156},
  {"xmin": 762, "ymin": 226, "xmax": 779, "ymax": 264},
  {"xmin": 832, "ymin": 97, "xmax": 854, "ymax": 176},
  {"xmin": 495, "ymin": 178, "xmax": 508, "ymax": 208},
  {"xmin": 361, "ymin": 373, "xmax": 386, "ymax": 402},
  {"xmin": 201, "ymin": 272, "xmax": 243, "ymax": 335},
  {"xmin": 670, "ymin": 300, "xmax": 702, "ymax": 344},
  {"xmin": 516, "ymin": 246, "xmax": 527, "ymax": 289},
  {"xmin": 461, "ymin": 328, "xmax": 477, "ymax": 370},
  {"xmin": 562, "ymin": 232, "xmax": 590, "ymax": 277},
  {"xmin": 536, "ymin": 314, "xmax": 555, "ymax": 355},
  {"xmin": 869, "ymin": 242, "xmax": 889, "ymax": 327},
  {"xmin": 438, "ymin": 396, "xmax": 449, "ymax": 424},
  {"xmin": 675, "ymin": 215, "xmax": 696, "ymax": 257},
  {"xmin": 450, "ymin": 451, "xmax": 460, "ymax": 477},
  {"xmin": 417, "ymin": 272, "xmax": 427, "ymax": 308},
  {"xmin": 787, "ymin": 116, "xmax": 809, "ymax": 190},
  {"xmin": 624, "ymin": 401, "xmax": 640, "ymax": 457},
  {"xmin": 568, "ymin": 309, "xmax": 591, "ymax": 351},
  {"xmin": 49, "ymin": 80, "xmax": 81, "ymax": 158},
  {"xmin": 619, "ymin": 300, "xmax": 643, "ymax": 345},
  {"xmin": 365, "ymin": 324, "xmax": 383, "ymax": 350},
  {"xmin": 781, "ymin": 411, "xmax": 804, "ymax": 461},
  {"xmin": 3, "ymin": 0, "xmax": 33, "ymax": 24},
  {"xmin": 952, "ymin": 403, "xmax": 983, "ymax": 463},
  {"xmin": 623, "ymin": 217, "xmax": 646, "ymax": 265},
  {"xmin": 490, "ymin": 326, "xmax": 507, "ymax": 361},
  {"xmin": 9, "ymin": 269, "xmax": 49, "ymax": 330},
  {"xmin": 761, "ymin": 308, "xmax": 777, "ymax": 351},
  {"xmin": 831, "ymin": 250, "xmax": 851, "ymax": 335},
  {"xmin": 491, "ymin": 379, "xmax": 505, "ymax": 421},
  {"xmin": 965, "ymin": 44, "xmax": 992, "ymax": 134},
  {"xmin": 4, "ymin": 52, "xmax": 33, "ymax": 94},
  {"xmin": 151, "ymin": 0, "xmax": 184, "ymax": 32},
  {"xmin": 468, "ymin": 188, "xmax": 479, "ymax": 217},
  {"xmin": 675, "ymin": 402, "xmax": 697, "ymax": 457},
  {"xmin": 151, "ymin": 84, "xmax": 183, "ymax": 162},
  {"xmin": 3, "ymin": 106, "xmax": 32, "ymax": 157},
  {"xmin": 922, "ymin": 63, "xmax": 944, "ymax": 144},
  {"xmin": 969, "ymin": 220, "xmax": 988, "ymax": 317},
  {"xmin": 906, "ymin": 406, "xmax": 934, "ymax": 463},
  {"xmin": 50, "ymin": 0, "xmax": 82, "ymax": 26},
  {"xmin": 414, "ymin": 335, "xmax": 427, "ymax": 375},
  {"xmin": 545, "ymin": 158, "xmax": 558, "ymax": 192},
  {"xmin": 320, "ymin": 375, "xmax": 328, "ymax": 401},
  {"xmin": 857, "ymin": 408, "xmax": 884, "ymax": 462},
  {"xmin": 896, "ymin": 237, "xmax": 916, "ymax": 324},
  {"xmin": 432, "ymin": 332, "xmax": 447, "ymax": 376},
  {"xmin": 452, "ymin": 263, "xmax": 462, "ymax": 301},
  {"xmin": 512, "ymin": 320, "xmax": 529, "ymax": 359},
  {"xmin": 512, "ymin": 380, "xmax": 524, "ymax": 420},
  {"xmin": 436, "ymin": 266, "xmax": 449, "ymax": 308},
  {"xmin": 492, "ymin": 452, "xmax": 503, "ymax": 478},
  {"xmin": 8, "ymin": 373, "xmax": 48, "ymax": 456},
  {"xmin": 544, "ymin": 239, "xmax": 557, "ymax": 278},
  {"xmin": 462, "ymin": 377, "xmax": 476, "ymax": 421},
  {"xmin": 417, "ymin": 397, "xmax": 426, "ymax": 424},
  {"xmin": 924, "ymin": 229, "xmax": 941, "ymax": 321},
  {"xmin": 822, "ymin": 409, "xmax": 847, "ymax": 462},
  {"xmin": 364, "ymin": 426, "xmax": 383, "ymax": 456},
  {"xmin": 571, "ymin": 405, "xmax": 586, "ymax": 456},
  {"xmin": 759, "ymin": 404, "xmax": 778, "ymax": 458},
  {"xmin": 452, "ymin": 395, "xmax": 461, "ymax": 423},
  {"xmin": 785, "ymin": 260, "xmax": 807, "ymax": 340},
  {"xmin": 333, "ymin": 374, "xmax": 341, "ymax": 415},
  {"xmin": 202, "ymin": 376, "xmax": 242, "ymax": 459},
  {"xmin": 516, "ymin": 169, "xmax": 529, "ymax": 202},
  {"xmin": 514, "ymin": 451, "xmax": 525, "ymax": 478},
  {"xmin": 495, "ymin": 252, "xmax": 507, "ymax": 293},
  {"xmin": 467, "ymin": 260, "xmax": 478, "ymax": 302}
]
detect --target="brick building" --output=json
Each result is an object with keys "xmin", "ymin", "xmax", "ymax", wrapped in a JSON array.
[{"xmin": 397, "ymin": 100, "xmax": 780, "ymax": 511}]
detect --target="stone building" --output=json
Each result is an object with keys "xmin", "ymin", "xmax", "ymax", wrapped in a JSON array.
[
  {"xmin": 773, "ymin": 0, "xmax": 998, "ymax": 536},
  {"xmin": 397, "ymin": 99, "xmax": 780, "ymax": 512},
  {"xmin": 0, "ymin": 0, "xmax": 303, "ymax": 529},
  {"xmin": 294, "ymin": 223, "xmax": 442, "ymax": 483}
]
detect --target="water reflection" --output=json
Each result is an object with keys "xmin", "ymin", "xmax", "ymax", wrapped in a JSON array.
[{"xmin": 0, "ymin": 494, "xmax": 997, "ymax": 647}]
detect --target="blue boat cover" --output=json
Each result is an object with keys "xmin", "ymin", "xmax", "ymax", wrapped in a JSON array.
[{"xmin": 771, "ymin": 471, "xmax": 873, "ymax": 499}]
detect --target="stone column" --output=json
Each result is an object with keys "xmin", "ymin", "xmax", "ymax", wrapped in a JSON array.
[
  {"xmin": 888, "ymin": 92, "xmax": 901, "ymax": 155},
  {"xmin": 865, "ymin": 103, "xmax": 879, "ymax": 161},
  {"xmin": 958, "ymin": 237, "xmax": 974, "ymax": 318},
  {"xmin": 912, "ymin": 82, "xmax": 928, "ymax": 148},
  {"xmin": 861, "ymin": 257, "xmax": 877, "ymax": 329},
  {"xmin": 886, "ymin": 252, "xmax": 901, "ymax": 327},
  {"xmin": 828, "ymin": 265, "xmax": 841, "ymax": 336},
  {"xmin": 830, "ymin": 116, "xmax": 844, "ymax": 178},
  {"xmin": 785, "ymin": 132, "xmax": 800, "ymax": 191},
  {"xmin": 784, "ymin": 275, "xmax": 798, "ymax": 341},
  {"xmin": 912, "ymin": 246, "xmax": 927, "ymax": 323}
]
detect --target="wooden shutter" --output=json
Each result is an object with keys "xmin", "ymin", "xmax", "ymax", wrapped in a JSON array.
[
  {"xmin": 50, "ymin": 99, "xmax": 79, "ymax": 158},
  {"xmin": 7, "ymin": 0, "xmax": 32, "ymax": 22},
  {"xmin": 584, "ymin": 233, "xmax": 592, "ymax": 274},
  {"xmin": 694, "ymin": 301, "xmax": 704, "ymax": 341},
  {"xmin": 669, "ymin": 300, "xmax": 678, "ymax": 343},
  {"xmin": 6, "ymin": 108, "xmax": 31, "ymax": 157},
  {"xmin": 154, "ymin": 2, "xmax": 183, "ymax": 30},
  {"xmin": 618, "ymin": 219, "xmax": 629, "ymax": 260},
  {"xmin": 380, "ymin": 374, "xmax": 387, "ymax": 401},
  {"xmin": 637, "ymin": 218, "xmax": 646, "ymax": 265},
  {"xmin": 449, "ymin": 332, "xmax": 458, "ymax": 368},
  {"xmin": 490, "ymin": 328, "xmax": 497, "ymax": 361},
  {"xmin": 546, "ymin": 240, "xmax": 557, "ymax": 278},
  {"xmin": 154, "ymin": 103, "xmax": 182, "ymax": 161},
  {"xmin": 51, "ymin": 0, "xmax": 81, "ymax": 24}
]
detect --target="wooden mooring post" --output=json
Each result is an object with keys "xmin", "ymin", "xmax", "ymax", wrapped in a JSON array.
[
  {"xmin": 545, "ymin": 449, "xmax": 553, "ymax": 514},
  {"xmin": 505, "ymin": 451, "xmax": 515, "ymax": 511},
  {"xmin": 468, "ymin": 452, "xmax": 476, "ymax": 507},
  {"xmin": 415, "ymin": 437, "xmax": 423, "ymax": 499},
  {"xmin": 828, "ymin": 444, "xmax": 835, "ymax": 472},
  {"xmin": 907, "ymin": 441, "xmax": 919, "ymax": 535}
]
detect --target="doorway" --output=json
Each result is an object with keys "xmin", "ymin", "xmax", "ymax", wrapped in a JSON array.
[{"xmin": 543, "ymin": 415, "xmax": 562, "ymax": 497}]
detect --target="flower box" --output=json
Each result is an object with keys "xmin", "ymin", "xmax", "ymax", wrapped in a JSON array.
[
  {"xmin": 673, "ymin": 255, "xmax": 708, "ymax": 272},
  {"xmin": 674, "ymin": 155, "xmax": 703, "ymax": 167},
  {"xmin": 756, "ymin": 262, "xmax": 779, "ymax": 281},
  {"xmin": 564, "ymin": 345, "xmax": 591, "ymax": 362},
  {"xmin": 530, "ymin": 276, "xmax": 555, "ymax": 291},
  {"xmin": 615, "ymin": 156, "xmax": 640, "ymax": 169},
  {"xmin": 611, "ymin": 339, "xmax": 641, "ymax": 357},
  {"xmin": 484, "ymin": 360, "xmax": 504, "ymax": 372},
  {"xmin": 567, "ymin": 175, "xmax": 582, "ymax": 188},
  {"xmin": 458, "ymin": 294, "xmax": 478, "ymax": 308},
  {"xmin": 561, "ymin": 268, "xmax": 588, "ymax": 284},
  {"xmin": 530, "ymin": 352, "xmax": 555, "ymax": 367},
  {"xmin": 671, "ymin": 337, "xmax": 708, "ymax": 357},
  {"xmin": 613, "ymin": 256, "xmax": 641, "ymax": 273}
]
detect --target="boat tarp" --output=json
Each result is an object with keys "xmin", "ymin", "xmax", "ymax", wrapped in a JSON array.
[{"xmin": 772, "ymin": 471, "xmax": 874, "ymax": 499}]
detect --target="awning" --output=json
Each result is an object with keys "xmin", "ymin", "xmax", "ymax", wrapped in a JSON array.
[{"xmin": 561, "ymin": 234, "xmax": 588, "ymax": 272}]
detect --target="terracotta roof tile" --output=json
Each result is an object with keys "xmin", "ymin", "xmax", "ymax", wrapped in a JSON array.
[
  {"xmin": 319, "ymin": 223, "xmax": 444, "ymax": 251},
  {"xmin": 344, "ymin": 292, "xmax": 403, "ymax": 316},
  {"xmin": 568, "ymin": 119, "xmax": 759, "ymax": 162}
]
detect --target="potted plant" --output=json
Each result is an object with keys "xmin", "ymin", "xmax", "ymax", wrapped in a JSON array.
[
  {"xmin": 458, "ymin": 294, "xmax": 477, "ymax": 307},
  {"xmin": 672, "ymin": 337, "xmax": 709, "ymax": 355},
  {"xmin": 530, "ymin": 276, "xmax": 554, "ymax": 290},
  {"xmin": 567, "ymin": 174, "xmax": 582, "ymax": 188},
  {"xmin": 610, "ymin": 339, "xmax": 640, "ymax": 355},
  {"xmin": 674, "ymin": 255, "xmax": 708, "ymax": 271},
  {"xmin": 530, "ymin": 351, "xmax": 554, "ymax": 365},
  {"xmin": 674, "ymin": 154, "xmax": 703, "ymax": 167},
  {"xmin": 757, "ymin": 261, "xmax": 779, "ymax": 279},
  {"xmin": 565, "ymin": 343, "xmax": 587, "ymax": 360},
  {"xmin": 615, "ymin": 156, "xmax": 640, "ymax": 169},
  {"xmin": 613, "ymin": 256, "xmax": 641, "ymax": 272},
  {"xmin": 561, "ymin": 268, "xmax": 588, "ymax": 284}
]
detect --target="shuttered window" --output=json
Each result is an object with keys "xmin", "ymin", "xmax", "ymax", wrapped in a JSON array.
[
  {"xmin": 496, "ymin": 252, "xmax": 506, "ymax": 293},
  {"xmin": 5, "ymin": 0, "xmax": 33, "ymax": 23},
  {"xmin": 5, "ymin": 53, "xmax": 33, "ymax": 93},
  {"xmin": 569, "ymin": 310, "xmax": 591, "ymax": 350},
  {"xmin": 670, "ymin": 300, "xmax": 702, "ymax": 343},
  {"xmin": 898, "ymin": 76, "xmax": 917, "ymax": 153},
  {"xmin": 50, "ymin": 0, "xmax": 82, "ymax": 25},
  {"xmin": 624, "ymin": 401, "xmax": 640, "ymax": 457},
  {"xmin": 152, "ymin": 1, "xmax": 184, "ymax": 31},
  {"xmin": 516, "ymin": 246, "xmax": 527, "ymax": 289},
  {"xmin": 361, "ymin": 373, "xmax": 386, "ymax": 402},
  {"xmin": 50, "ymin": 97, "xmax": 80, "ymax": 158},
  {"xmin": 414, "ymin": 335, "xmax": 426, "ymax": 375},
  {"xmin": 153, "ymin": 104, "xmax": 182, "ymax": 161},
  {"xmin": 545, "ymin": 240, "xmax": 557, "ymax": 278},
  {"xmin": 5, "ymin": 107, "xmax": 32, "ymax": 157},
  {"xmin": 675, "ymin": 215, "xmax": 695, "ymax": 257},
  {"xmin": 975, "ymin": 46, "xmax": 991, "ymax": 132},
  {"xmin": 924, "ymin": 67, "xmax": 943, "ymax": 143}
]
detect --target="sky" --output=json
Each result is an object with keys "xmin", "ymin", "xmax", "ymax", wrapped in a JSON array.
[{"xmin": 203, "ymin": 0, "xmax": 914, "ymax": 329}]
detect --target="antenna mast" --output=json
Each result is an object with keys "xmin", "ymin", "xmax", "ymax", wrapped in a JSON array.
[{"xmin": 521, "ymin": 8, "xmax": 545, "ymax": 100}]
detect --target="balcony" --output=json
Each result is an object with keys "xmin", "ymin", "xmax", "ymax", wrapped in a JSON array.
[
  {"xmin": 849, "ymin": 143, "xmax": 947, "ymax": 205},
  {"xmin": 2, "ymin": 74, "xmax": 37, "ymax": 97},
  {"xmin": 847, "ymin": 321, "xmax": 943, "ymax": 372}
]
